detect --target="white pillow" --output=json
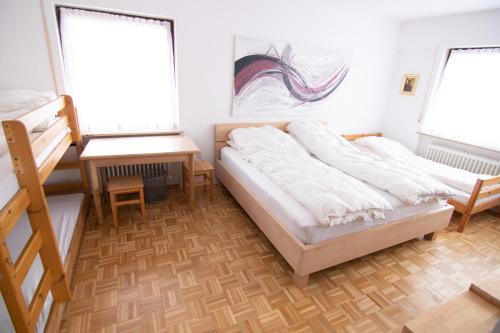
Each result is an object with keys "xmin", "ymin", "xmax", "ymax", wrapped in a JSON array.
[{"xmin": 32, "ymin": 117, "xmax": 59, "ymax": 132}]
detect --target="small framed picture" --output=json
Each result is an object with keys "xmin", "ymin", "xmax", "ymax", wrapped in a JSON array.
[{"xmin": 400, "ymin": 74, "xmax": 419, "ymax": 96}]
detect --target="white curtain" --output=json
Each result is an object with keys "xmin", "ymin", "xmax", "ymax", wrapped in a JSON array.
[
  {"xmin": 421, "ymin": 48, "xmax": 500, "ymax": 151},
  {"xmin": 59, "ymin": 8, "xmax": 178, "ymax": 135}
]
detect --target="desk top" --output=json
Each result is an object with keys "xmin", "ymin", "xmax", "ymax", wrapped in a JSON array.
[{"xmin": 80, "ymin": 135, "xmax": 200, "ymax": 160}]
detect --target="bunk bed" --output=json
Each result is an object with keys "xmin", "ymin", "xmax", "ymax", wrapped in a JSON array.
[
  {"xmin": 214, "ymin": 122, "xmax": 454, "ymax": 287},
  {"xmin": 0, "ymin": 95, "xmax": 88, "ymax": 332}
]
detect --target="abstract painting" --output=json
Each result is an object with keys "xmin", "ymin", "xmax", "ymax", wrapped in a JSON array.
[{"xmin": 233, "ymin": 36, "xmax": 350, "ymax": 116}]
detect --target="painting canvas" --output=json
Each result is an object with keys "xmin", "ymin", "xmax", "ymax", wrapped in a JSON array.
[{"xmin": 233, "ymin": 36, "xmax": 351, "ymax": 116}]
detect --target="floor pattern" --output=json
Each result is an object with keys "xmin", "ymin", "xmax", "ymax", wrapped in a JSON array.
[{"xmin": 60, "ymin": 186, "xmax": 500, "ymax": 332}]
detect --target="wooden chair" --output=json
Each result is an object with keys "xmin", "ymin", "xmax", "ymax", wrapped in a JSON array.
[
  {"xmin": 182, "ymin": 160, "xmax": 214, "ymax": 201},
  {"xmin": 108, "ymin": 175, "xmax": 146, "ymax": 227}
]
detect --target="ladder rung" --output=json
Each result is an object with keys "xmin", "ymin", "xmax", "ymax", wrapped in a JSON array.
[
  {"xmin": 15, "ymin": 230, "xmax": 43, "ymax": 284},
  {"xmin": 0, "ymin": 188, "xmax": 30, "ymax": 237},
  {"xmin": 29, "ymin": 269, "xmax": 53, "ymax": 325}
]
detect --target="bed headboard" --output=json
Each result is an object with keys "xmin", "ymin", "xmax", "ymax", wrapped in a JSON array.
[{"xmin": 214, "ymin": 122, "xmax": 382, "ymax": 159}]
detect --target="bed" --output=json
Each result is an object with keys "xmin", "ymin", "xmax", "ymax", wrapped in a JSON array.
[
  {"xmin": 0, "ymin": 93, "xmax": 88, "ymax": 333},
  {"xmin": 215, "ymin": 122, "xmax": 454, "ymax": 287},
  {"xmin": 352, "ymin": 136, "xmax": 500, "ymax": 232}
]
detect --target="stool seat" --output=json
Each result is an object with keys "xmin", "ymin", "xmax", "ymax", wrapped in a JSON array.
[
  {"xmin": 108, "ymin": 175, "xmax": 144, "ymax": 192},
  {"xmin": 194, "ymin": 160, "xmax": 214, "ymax": 174},
  {"xmin": 108, "ymin": 175, "xmax": 146, "ymax": 227}
]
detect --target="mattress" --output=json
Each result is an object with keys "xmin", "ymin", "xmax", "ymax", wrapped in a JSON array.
[
  {"xmin": 0, "ymin": 193, "xmax": 84, "ymax": 333},
  {"xmin": 221, "ymin": 147, "xmax": 446, "ymax": 245}
]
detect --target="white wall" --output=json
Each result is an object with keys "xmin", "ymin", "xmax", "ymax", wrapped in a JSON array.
[
  {"xmin": 382, "ymin": 9, "xmax": 500, "ymax": 160},
  {"xmin": 0, "ymin": 1, "xmax": 55, "ymax": 90},
  {"xmin": 1, "ymin": 0, "xmax": 400, "ymax": 165}
]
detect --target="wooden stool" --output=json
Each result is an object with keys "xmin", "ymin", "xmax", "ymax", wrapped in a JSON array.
[
  {"xmin": 182, "ymin": 160, "xmax": 214, "ymax": 201},
  {"xmin": 108, "ymin": 175, "xmax": 146, "ymax": 227}
]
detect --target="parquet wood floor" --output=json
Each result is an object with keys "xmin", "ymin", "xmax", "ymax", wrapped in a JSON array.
[{"xmin": 60, "ymin": 186, "xmax": 500, "ymax": 333}]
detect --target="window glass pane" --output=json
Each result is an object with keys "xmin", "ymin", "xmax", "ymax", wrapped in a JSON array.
[
  {"xmin": 421, "ymin": 48, "xmax": 500, "ymax": 151},
  {"xmin": 59, "ymin": 8, "xmax": 178, "ymax": 135}
]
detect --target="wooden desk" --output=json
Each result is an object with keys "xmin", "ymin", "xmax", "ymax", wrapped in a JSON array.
[{"xmin": 80, "ymin": 135, "xmax": 200, "ymax": 225}]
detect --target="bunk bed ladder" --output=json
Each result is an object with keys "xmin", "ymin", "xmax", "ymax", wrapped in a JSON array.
[
  {"xmin": 1, "ymin": 119, "xmax": 71, "ymax": 332},
  {"xmin": 0, "ymin": 189, "xmax": 55, "ymax": 332}
]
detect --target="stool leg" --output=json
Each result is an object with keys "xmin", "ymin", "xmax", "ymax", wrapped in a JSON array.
[
  {"xmin": 204, "ymin": 173, "xmax": 208, "ymax": 193},
  {"xmin": 209, "ymin": 170, "xmax": 214, "ymax": 201},
  {"xmin": 182, "ymin": 166, "xmax": 188, "ymax": 200},
  {"xmin": 110, "ymin": 192, "xmax": 118, "ymax": 228},
  {"xmin": 182, "ymin": 166, "xmax": 186, "ymax": 193},
  {"xmin": 139, "ymin": 188, "xmax": 146, "ymax": 223}
]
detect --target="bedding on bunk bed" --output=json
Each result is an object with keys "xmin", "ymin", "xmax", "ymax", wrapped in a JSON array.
[
  {"xmin": 353, "ymin": 135, "xmax": 495, "ymax": 194},
  {"xmin": 221, "ymin": 147, "xmax": 446, "ymax": 244},
  {"xmin": 228, "ymin": 125, "xmax": 392, "ymax": 226},
  {"xmin": 287, "ymin": 121, "xmax": 454, "ymax": 205}
]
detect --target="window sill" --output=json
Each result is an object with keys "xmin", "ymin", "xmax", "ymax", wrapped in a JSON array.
[{"xmin": 417, "ymin": 131, "xmax": 500, "ymax": 153}]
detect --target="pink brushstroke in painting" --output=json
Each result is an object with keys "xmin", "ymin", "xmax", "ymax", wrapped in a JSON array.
[{"xmin": 234, "ymin": 44, "xmax": 349, "ymax": 103}]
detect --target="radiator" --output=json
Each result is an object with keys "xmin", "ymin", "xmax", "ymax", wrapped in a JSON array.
[
  {"xmin": 424, "ymin": 144, "xmax": 500, "ymax": 175},
  {"xmin": 104, "ymin": 163, "xmax": 172, "ymax": 180}
]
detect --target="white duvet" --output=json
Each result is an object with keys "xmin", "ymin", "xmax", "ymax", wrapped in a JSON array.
[
  {"xmin": 354, "ymin": 136, "xmax": 493, "ymax": 194},
  {"xmin": 228, "ymin": 125, "xmax": 392, "ymax": 226},
  {"xmin": 288, "ymin": 121, "xmax": 453, "ymax": 205}
]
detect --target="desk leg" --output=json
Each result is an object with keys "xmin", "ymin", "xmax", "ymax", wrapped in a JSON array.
[
  {"xmin": 188, "ymin": 154, "xmax": 195, "ymax": 211},
  {"xmin": 89, "ymin": 161, "xmax": 104, "ymax": 224}
]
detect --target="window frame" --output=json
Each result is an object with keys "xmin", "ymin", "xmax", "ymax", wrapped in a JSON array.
[
  {"xmin": 42, "ymin": 2, "xmax": 180, "ymax": 138},
  {"xmin": 417, "ymin": 45, "xmax": 500, "ymax": 153}
]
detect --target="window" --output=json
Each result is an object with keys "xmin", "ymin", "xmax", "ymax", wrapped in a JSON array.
[
  {"xmin": 58, "ymin": 7, "xmax": 178, "ymax": 135},
  {"xmin": 420, "ymin": 47, "xmax": 500, "ymax": 151}
]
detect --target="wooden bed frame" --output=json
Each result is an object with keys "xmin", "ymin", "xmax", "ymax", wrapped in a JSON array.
[
  {"xmin": 448, "ymin": 176, "xmax": 500, "ymax": 232},
  {"xmin": 214, "ymin": 122, "xmax": 454, "ymax": 287},
  {"xmin": 0, "ymin": 96, "xmax": 89, "ymax": 333}
]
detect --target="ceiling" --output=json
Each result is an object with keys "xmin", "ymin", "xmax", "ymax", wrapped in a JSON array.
[{"xmin": 323, "ymin": 0, "xmax": 500, "ymax": 20}]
